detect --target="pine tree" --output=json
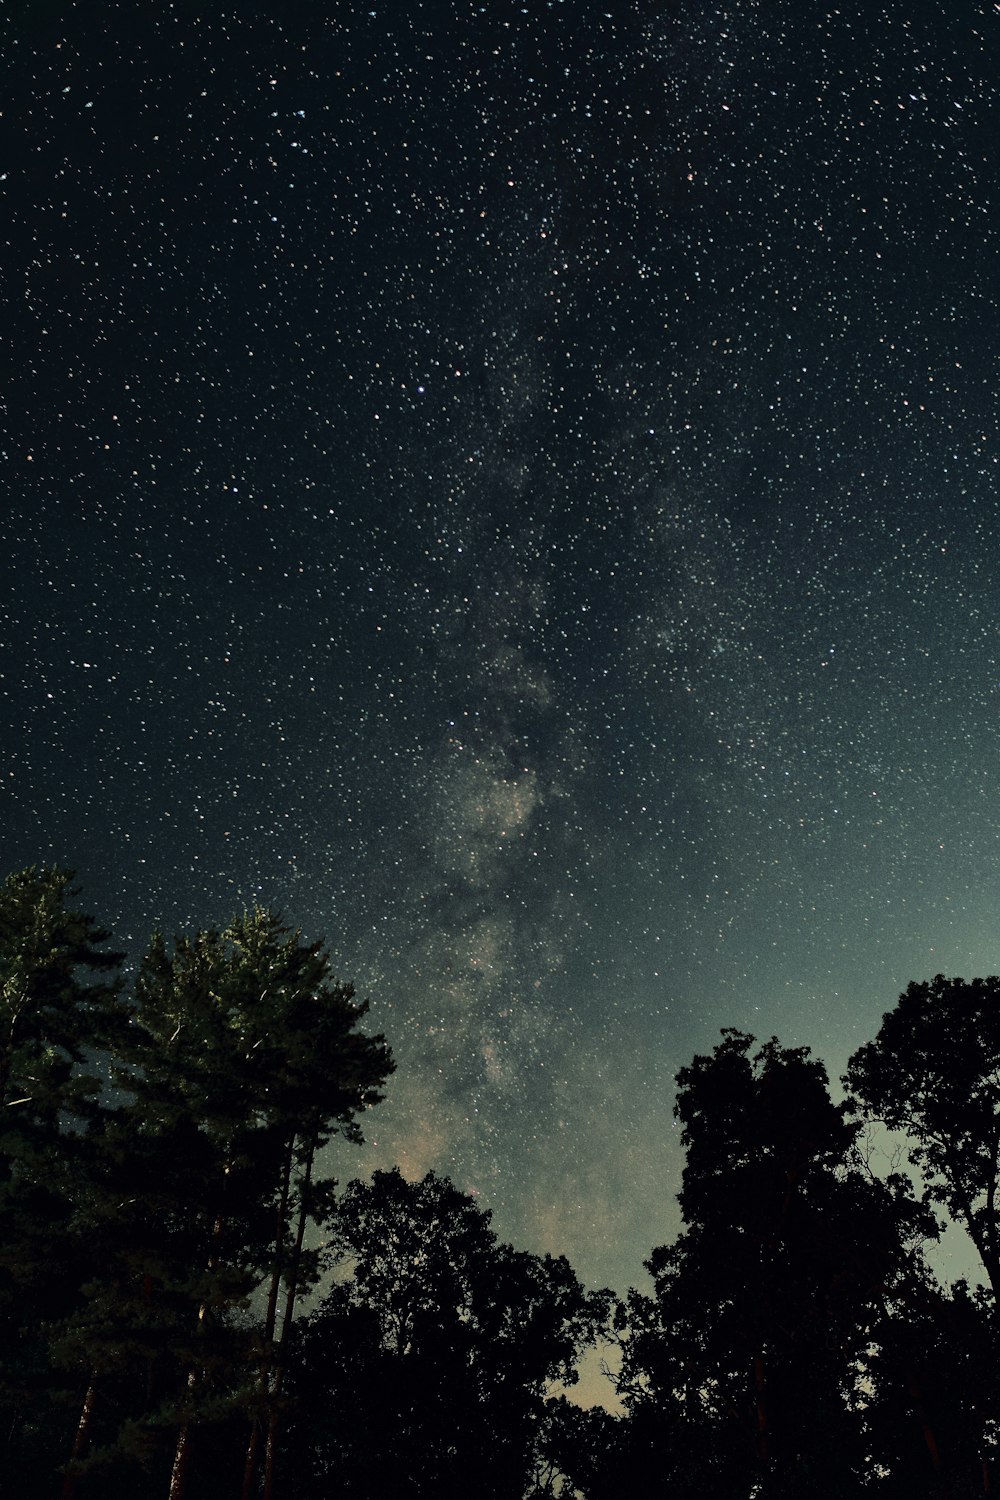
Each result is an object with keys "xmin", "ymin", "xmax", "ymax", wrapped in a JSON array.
[
  {"xmin": 231, "ymin": 910, "xmax": 394, "ymax": 1500},
  {"xmin": 96, "ymin": 909, "xmax": 392, "ymax": 1499},
  {"xmin": 0, "ymin": 867, "xmax": 124, "ymax": 1497}
]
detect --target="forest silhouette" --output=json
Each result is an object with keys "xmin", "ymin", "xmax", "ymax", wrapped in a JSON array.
[{"xmin": 2, "ymin": 867, "xmax": 998, "ymax": 1498}]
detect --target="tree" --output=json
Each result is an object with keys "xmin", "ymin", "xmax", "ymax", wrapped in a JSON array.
[
  {"xmin": 52, "ymin": 907, "xmax": 392, "ymax": 1499},
  {"xmin": 0, "ymin": 867, "xmax": 124, "ymax": 1122},
  {"xmin": 281, "ymin": 1168, "xmax": 612, "ymax": 1499},
  {"xmin": 859, "ymin": 1274, "xmax": 999, "ymax": 1496},
  {"xmin": 616, "ymin": 1030, "xmax": 933, "ymax": 1500},
  {"xmin": 127, "ymin": 910, "xmax": 392, "ymax": 1500},
  {"xmin": 230, "ymin": 910, "xmax": 394, "ymax": 1500},
  {"xmin": 0, "ymin": 867, "xmax": 124, "ymax": 1497},
  {"xmin": 531, "ymin": 1397, "xmax": 625, "ymax": 1500},
  {"xmin": 845, "ymin": 974, "xmax": 1000, "ymax": 1303}
]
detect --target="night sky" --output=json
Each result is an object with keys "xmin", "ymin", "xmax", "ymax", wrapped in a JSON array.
[{"xmin": 3, "ymin": 0, "xmax": 998, "ymax": 1321}]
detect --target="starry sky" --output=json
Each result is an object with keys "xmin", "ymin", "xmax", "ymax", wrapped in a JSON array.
[{"xmin": 3, "ymin": 0, "xmax": 999, "ymax": 1315}]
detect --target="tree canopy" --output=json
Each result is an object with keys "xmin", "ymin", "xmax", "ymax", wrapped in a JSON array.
[
  {"xmin": 282, "ymin": 1168, "xmax": 611, "ymax": 1499},
  {"xmin": 2, "ymin": 867, "xmax": 999, "ymax": 1498},
  {"xmin": 846, "ymin": 973, "xmax": 1000, "ymax": 1301},
  {"xmin": 616, "ymin": 1031, "xmax": 940, "ymax": 1498}
]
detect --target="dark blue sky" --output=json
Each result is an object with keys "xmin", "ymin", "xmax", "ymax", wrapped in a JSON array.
[{"xmin": 3, "ymin": 0, "xmax": 998, "ymax": 1330}]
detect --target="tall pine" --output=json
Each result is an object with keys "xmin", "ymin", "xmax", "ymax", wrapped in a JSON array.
[
  {"xmin": 0, "ymin": 867, "xmax": 124, "ymax": 1497},
  {"xmin": 101, "ymin": 909, "xmax": 392, "ymax": 1499}
]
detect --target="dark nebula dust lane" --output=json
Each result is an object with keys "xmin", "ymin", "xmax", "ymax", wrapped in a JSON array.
[{"xmin": 2, "ymin": 0, "xmax": 998, "ymax": 1297}]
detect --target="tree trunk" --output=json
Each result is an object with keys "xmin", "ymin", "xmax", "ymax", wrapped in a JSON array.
[
  {"xmin": 60, "ymin": 1375, "xmax": 99, "ymax": 1500},
  {"xmin": 263, "ymin": 1146, "xmax": 315, "ymax": 1500},
  {"xmin": 242, "ymin": 1134, "xmax": 295, "ymax": 1500},
  {"xmin": 168, "ymin": 1199, "xmax": 226, "ymax": 1500},
  {"xmin": 906, "ymin": 1372, "xmax": 941, "ymax": 1473},
  {"xmin": 168, "ymin": 1389, "xmax": 195, "ymax": 1500},
  {"xmin": 753, "ymin": 1354, "xmax": 768, "ymax": 1463},
  {"xmin": 980, "ymin": 1244, "xmax": 1000, "ymax": 1309}
]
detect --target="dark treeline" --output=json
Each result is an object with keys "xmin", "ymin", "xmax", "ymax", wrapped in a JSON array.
[{"xmin": 2, "ymin": 868, "xmax": 999, "ymax": 1498}]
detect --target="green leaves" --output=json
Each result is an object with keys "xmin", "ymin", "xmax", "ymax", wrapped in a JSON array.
[
  {"xmin": 7, "ymin": 866, "xmax": 1000, "ymax": 1498},
  {"xmin": 127, "ymin": 909, "xmax": 392, "ymax": 1151}
]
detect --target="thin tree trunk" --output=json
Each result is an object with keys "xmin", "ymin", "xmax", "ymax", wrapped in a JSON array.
[
  {"xmin": 168, "ymin": 1198, "xmax": 227, "ymax": 1500},
  {"xmin": 262, "ymin": 1146, "xmax": 315, "ymax": 1500},
  {"xmin": 241, "ymin": 1396, "xmax": 262, "ymax": 1494},
  {"xmin": 906, "ymin": 1372, "xmax": 941, "ymax": 1473},
  {"xmin": 59, "ymin": 1374, "xmax": 99, "ymax": 1500},
  {"xmin": 242, "ymin": 1134, "xmax": 295, "ymax": 1500},
  {"xmin": 168, "ymin": 1373, "xmax": 198, "ymax": 1500},
  {"xmin": 978, "ymin": 1124, "xmax": 1000, "ymax": 1304},
  {"xmin": 753, "ymin": 1354, "xmax": 768, "ymax": 1463}
]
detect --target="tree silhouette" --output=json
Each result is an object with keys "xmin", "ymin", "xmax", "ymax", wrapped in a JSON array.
[
  {"xmin": 531, "ymin": 1396, "xmax": 625, "ymax": 1500},
  {"xmin": 7, "ymin": 860, "xmax": 1000, "ymax": 1499},
  {"xmin": 859, "ymin": 1273, "xmax": 998, "ymax": 1496},
  {"xmin": 845, "ymin": 973, "xmax": 1000, "ymax": 1303},
  {"xmin": 0, "ymin": 867, "xmax": 124, "ymax": 1498},
  {"xmin": 37, "ymin": 908, "xmax": 392, "ymax": 1498},
  {"xmin": 282, "ymin": 1168, "xmax": 612, "ymax": 1499},
  {"xmin": 120, "ymin": 911, "xmax": 392, "ymax": 1500},
  {"xmin": 616, "ymin": 1030, "xmax": 933, "ymax": 1500}
]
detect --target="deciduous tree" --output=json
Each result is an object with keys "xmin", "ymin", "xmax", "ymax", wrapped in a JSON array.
[
  {"xmin": 617, "ymin": 1030, "xmax": 932, "ymax": 1499},
  {"xmin": 845, "ymin": 974, "xmax": 1000, "ymax": 1302},
  {"xmin": 282, "ymin": 1168, "xmax": 611, "ymax": 1499}
]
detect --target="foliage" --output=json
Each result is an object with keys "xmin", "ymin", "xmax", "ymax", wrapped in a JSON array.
[
  {"xmin": 615, "ymin": 1031, "xmax": 936, "ymax": 1500},
  {"xmin": 4, "ymin": 866, "xmax": 1000, "ymax": 1498},
  {"xmin": 859, "ymin": 1275, "xmax": 999, "ymax": 1496},
  {"xmin": 281, "ymin": 1168, "xmax": 612, "ymax": 1499},
  {"xmin": 0, "ymin": 867, "xmax": 124, "ymax": 1498},
  {"xmin": 0, "ymin": 865, "xmax": 125, "ymax": 1124},
  {"xmin": 845, "ymin": 973, "xmax": 1000, "ymax": 1300}
]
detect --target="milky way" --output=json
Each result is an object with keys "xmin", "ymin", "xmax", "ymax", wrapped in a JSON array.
[{"xmin": 3, "ymin": 2, "xmax": 998, "ymax": 1316}]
